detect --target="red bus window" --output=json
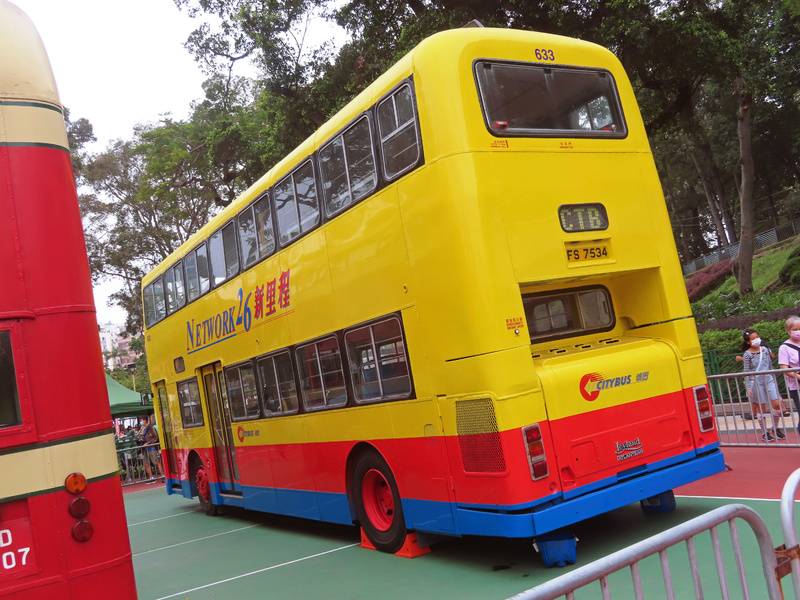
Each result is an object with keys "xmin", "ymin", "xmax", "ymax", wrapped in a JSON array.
[{"xmin": 0, "ymin": 330, "xmax": 21, "ymax": 428}]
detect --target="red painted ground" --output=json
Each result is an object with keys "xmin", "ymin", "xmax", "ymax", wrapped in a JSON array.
[{"xmin": 676, "ymin": 446, "xmax": 800, "ymax": 500}]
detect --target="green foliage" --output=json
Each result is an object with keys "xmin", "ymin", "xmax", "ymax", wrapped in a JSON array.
[
  {"xmin": 749, "ymin": 320, "xmax": 788, "ymax": 346},
  {"xmin": 693, "ymin": 289, "xmax": 800, "ymax": 323},
  {"xmin": 779, "ymin": 256, "xmax": 800, "ymax": 286},
  {"xmin": 779, "ymin": 244, "xmax": 800, "ymax": 286},
  {"xmin": 699, "ymin": 318, "xmax": 788, "ymax": 352},
  {"xmin": 698, "ymin": 328, "xmax": 742, "ymax": 352},
  {"xmin": 692, "ymin": 243, "xmax": 800, "ymax": 323}
]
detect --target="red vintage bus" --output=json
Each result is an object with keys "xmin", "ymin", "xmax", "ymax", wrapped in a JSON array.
[{"xmin": 0, "ymin": 1, "xmax": 137, "ymax": 597}]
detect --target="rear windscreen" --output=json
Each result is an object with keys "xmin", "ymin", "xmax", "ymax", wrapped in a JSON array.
[{"xmin": 474, "ymin": 61, "xmax": 626, "ymax": 138}]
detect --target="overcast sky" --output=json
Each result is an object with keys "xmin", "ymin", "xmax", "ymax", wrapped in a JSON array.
[
  {"xmin": 11, "ymin": 0, "xmax": 208, "ymax": 324},
  {"xmin": 13, "ymin": 0, "xmax": 343, "ymax": 326}
]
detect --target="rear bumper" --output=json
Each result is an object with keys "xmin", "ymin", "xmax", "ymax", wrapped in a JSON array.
[{"xmin": 452, "ymin": 447, "xmax": 725, "ymax": 538}]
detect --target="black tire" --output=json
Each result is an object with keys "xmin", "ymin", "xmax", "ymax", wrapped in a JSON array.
[
  {"xmin": 353, "ymin": 451, "xmax": 407, "ymax": 553},
  {"xmin": 193, "ymin": 458, "xmax": 221, "ymax": 516}
]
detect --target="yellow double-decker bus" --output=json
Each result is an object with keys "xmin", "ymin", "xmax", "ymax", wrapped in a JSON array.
[{"xmin": 141, "ymin": 26, "xmax": 724, "ymax": 561}]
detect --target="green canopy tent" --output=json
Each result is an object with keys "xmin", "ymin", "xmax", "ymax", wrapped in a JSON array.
[{"xmin": 106, "ymin": 374, "xmax": 148, "ymax": 419}]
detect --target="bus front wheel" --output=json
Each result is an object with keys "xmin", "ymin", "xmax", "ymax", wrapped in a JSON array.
[
  {"xmin": 353, "ymin": 451, "xmax": 407, "ymax": 553},
  {"xmin": 193, "ymin": 460, "xmax": 221, "ymax": 516}
]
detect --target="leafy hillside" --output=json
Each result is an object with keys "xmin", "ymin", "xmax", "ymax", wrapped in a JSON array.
[{"xmin": 687, "ymin": 240, "xmax": 800, "ymax": 351}]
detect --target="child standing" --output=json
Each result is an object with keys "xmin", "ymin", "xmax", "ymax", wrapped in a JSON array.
[
  {"xmin": 778, "ymin": 315, "xmax": 800, "ymax": 416},
  {"xmin": 742, "ymin": 328, "xmax": 786, "ymax": 442}
]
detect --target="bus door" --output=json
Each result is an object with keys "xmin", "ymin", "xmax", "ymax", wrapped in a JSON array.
[
  {"xmin": 201, "ymin": 363, "xmax": 240, "ymax": 493},
  {"xmin": 155, "ymin": 382, "xmax": 179, "ymax": 481}
]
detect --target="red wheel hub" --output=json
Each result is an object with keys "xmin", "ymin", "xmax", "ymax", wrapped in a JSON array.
[
  {"xmin": 362, "ymin": 469, "xmax": 394, "ymax": 531},
  {"xmin": 196, "ymin": 466, "xmax": 211, "ymax": 503}
]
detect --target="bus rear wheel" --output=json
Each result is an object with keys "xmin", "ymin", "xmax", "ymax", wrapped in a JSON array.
[
  {"xmin": 353, "ymin": 451, "xmax": 407, "ymax": 553},
  {"xmin": 193, "ymin": 460, "xmax": 220, "ymax": 516}
]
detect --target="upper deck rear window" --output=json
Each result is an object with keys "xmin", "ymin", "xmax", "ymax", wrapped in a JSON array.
[{"xmin": 474, "ymin": 61, "xmax": 626, "ymax": 138}]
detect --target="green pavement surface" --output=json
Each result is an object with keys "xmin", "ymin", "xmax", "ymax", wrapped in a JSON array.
[{"xmin": 125, "ymin": 489, "xmax": 799, "ymax": 600}]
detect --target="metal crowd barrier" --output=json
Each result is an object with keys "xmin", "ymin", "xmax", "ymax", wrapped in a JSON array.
[
  {"xmin": 116, "ymin": 442, "xmax": 164, "ymax": 485},
  {"xmin": 508, "ymin": 467, "xmax": 800, "ymax": 600},
  {"xmin": 709, "ymin": 367, "xmax": 800, "ymax": 447}
]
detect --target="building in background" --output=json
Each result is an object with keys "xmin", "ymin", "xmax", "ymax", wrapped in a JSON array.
[{"xmin": 98, "ymin": 323, "xmax": 139, "ymax": 369}]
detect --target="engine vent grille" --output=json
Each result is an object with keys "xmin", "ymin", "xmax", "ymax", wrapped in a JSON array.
[{"xmin": 455, "ymin": 398, "xmax": 506, "ymax": 474}]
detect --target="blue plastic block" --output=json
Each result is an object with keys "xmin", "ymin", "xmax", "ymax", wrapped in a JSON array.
[{"xmin": 534, "ymin": 533, "xmax": 578, "ymax": 568}]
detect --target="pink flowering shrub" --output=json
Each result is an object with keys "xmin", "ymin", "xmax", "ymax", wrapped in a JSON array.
[{"xmin": 685, "ymin": 259, "xmax": 732, "ymax": 302}]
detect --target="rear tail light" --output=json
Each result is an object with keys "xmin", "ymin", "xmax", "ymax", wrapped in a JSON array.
[
  {"xmin": 69, "ymin": 497, "xmax": 91, "ymax": 519},
  {"xmin": 694, "ymin": 385, "xmax": 715, "ymax": 432},
  {"xmin": 64, "ymin": 473, "xmax": 87, "ymax": 494},
  {"xmin": 65, "ymin": 472, "xmax": 93, "ymax": 541},
  {"xmin": 71, "ymin": 521, "xmax": 93, "ymax": 542},
  {"xmin": 522, "ymin": 424, "xmax": 549, "ymax": 480}
]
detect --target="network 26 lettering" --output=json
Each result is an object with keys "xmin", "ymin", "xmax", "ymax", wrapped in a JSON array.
[{"xmin": 186, "ymin": 269, "xmax": 291, "ymax": 352}]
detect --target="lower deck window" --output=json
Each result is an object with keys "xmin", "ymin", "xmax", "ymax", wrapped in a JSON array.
[
  {"xmin": 296, "ymin": 337, "xmax": 347, "ymax": 410},
  {"xmin": 345, "ymin": 318, "xmax": 412, "ymax": 403},
  {"xmin": 257, "ymin": 352, "xmax": 299, "ymax": 416},
  {"xmin": 177, "ymin": 378, "xmax": 204, "ymax": 427},
  {"xmin": 523, "ymin": 287, "xmax": 614, "ymax": 342},
  {"xmin": 0, "ymin": 331, "xmax": 21, "ymax": 428},
  {"xmin": 225, "ymin": 364, "xmax": 261, "ymax": 420}
]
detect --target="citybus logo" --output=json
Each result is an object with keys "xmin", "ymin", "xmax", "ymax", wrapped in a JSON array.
[
  {"xmin": 237, "ymin": 426, "xmax": 259, "ymax": 443},
  {"xmin": 579, "ymin": 370, "xmax": 650, "ymax": 401},
  {"xmin": 579, "ymin": 373, "xmax": 603, "ymax": 401}
]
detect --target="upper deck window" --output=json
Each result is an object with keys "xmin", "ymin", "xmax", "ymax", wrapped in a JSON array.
[
  {"xmin": 239, "ymin": 194, "xmax": 276, "ymax": 268},
  {"xmin": 209, "ymin": 221, "xmax": 240, "ymax": 287},
  {"xmin": 144, "ymin": 277, "xmax": 167, "ymax": 327},
  {"xmin": 0, "ymin": 331, "xmax": 21, "ymax": 429},
  {"xmin": 523, "ymin": 287, "xmax": 614, "ymax": 342},
  {"xmin": 319, "ymin": 116, "xmax": 378, "ymax": 216},
  {"xmin": 377, "ymin": 83, "xmax": 420, "ymax": 180},
  {"xmin": 275, "ymin": 161, "xmax": 320, "ymax": 246},
  {"xmin": 474, "ymin": 61, "xmax": 626, "ymax": 138},
  {"xmin": 185, "ymin": 242, "xmax": 210, "ymax": 301}
]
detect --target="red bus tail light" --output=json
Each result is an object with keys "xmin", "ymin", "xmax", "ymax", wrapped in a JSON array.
[
  {"xmin": 522, "ymin": 424, "xmax": 548, "ymax": 480},
  {"xmin": 694, "ymin": 385, "xmax": 715, "ymax": 432},
  {"xmin": 71, "ymin": 520, "xmax": 93, "ymax": 542},
  {"xmin": 68, "ymin": 497, "xmax": 91, "ymax": 519}
]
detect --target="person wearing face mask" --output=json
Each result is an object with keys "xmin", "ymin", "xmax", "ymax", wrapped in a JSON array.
[
  {"xmin": 779, "ymin": 316, "xmax": 800, "ymax": 418},
  {"xmin": 742, "ymin": 328, "xmax": 785, "ymax": 442}
]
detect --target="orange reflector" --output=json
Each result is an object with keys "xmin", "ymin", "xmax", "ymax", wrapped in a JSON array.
[
  {"xmin": 65, "ymin": 473, "xmax": 87, "ymax": 495},
  {"xmin": 69, "ymin": 497, "xmax": 91, "ymax": 519},
  {"xmin": 71, "ymin": 520, "xmax": 93, "ymax": 542}
]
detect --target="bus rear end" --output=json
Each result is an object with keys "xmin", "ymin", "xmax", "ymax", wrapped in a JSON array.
[
  {"xmin": 479, "ymin": 35, "xmax": 723, "ymax": 530},
  {"xmin": 405, "ymin": 29, "xmax": 724, "ymax": 541}
]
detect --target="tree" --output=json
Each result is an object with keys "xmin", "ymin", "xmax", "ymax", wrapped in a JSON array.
[
  {"xmin": 75, "ymin": 0, "xmax": 799, "ymax": 330},
  {"xmin": 81, "ymin": 117, "xmax": 233, "ymax": 332}
]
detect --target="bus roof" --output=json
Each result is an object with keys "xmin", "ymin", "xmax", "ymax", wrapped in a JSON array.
[
  {"xmin": 142, "ymin": 27, "xmax": 619, "ymax": 287},
  {"xmin": 0, "ymin": 0, "xmax": 61, "ymax": 109}
]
